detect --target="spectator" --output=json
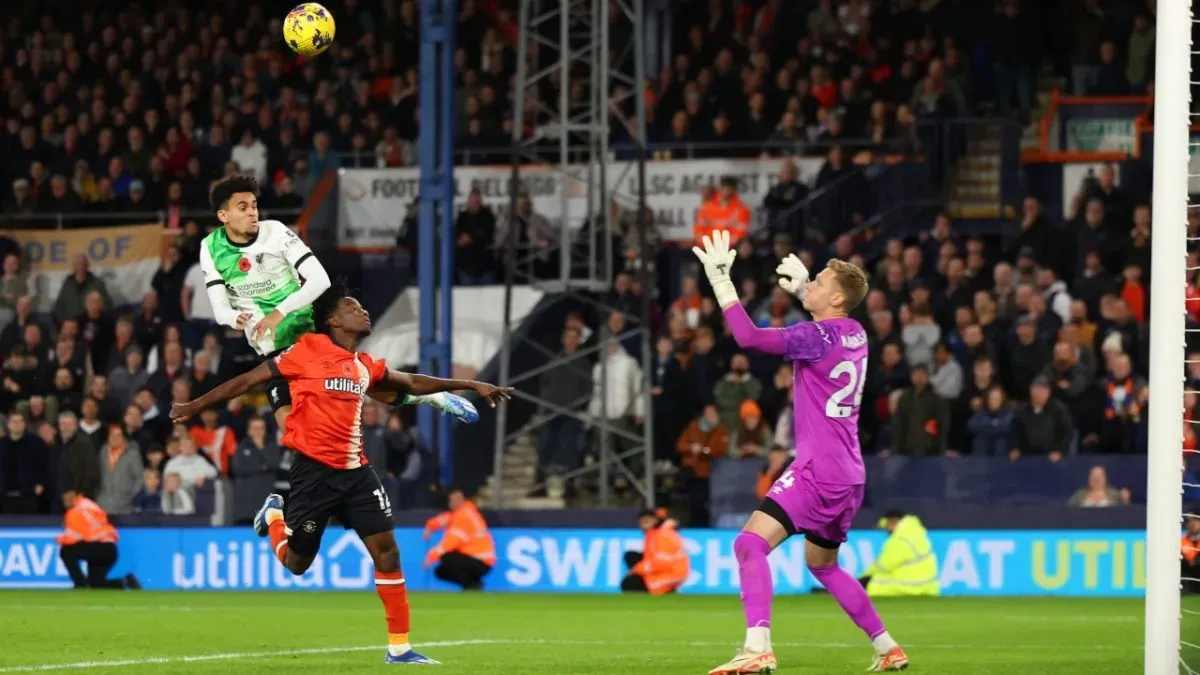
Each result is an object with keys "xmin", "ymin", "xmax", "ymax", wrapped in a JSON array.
[
  {"xmin": 56, "ymin": 411, "xmax": 98, "ymax": 499},
  {"xmin": 0, "ymin": 253, "xmax": 28, "ymax": 312},
  {"xmin": 651, "ymin": 335, "xmax": 689, "ymax": 463},
  {"xmin": 900, "ymin": 302, "xmax": 940, "ymax": 368},
  {"xmin": 1067, "ymin": 465, "xmax": 1131, "ymax": 508},
  {"xmin": 54, "ymin": 255, "xmax": 110, "ymax": 325},
  {"xmin": 730, "ymin": 400, "xmax": 772, "ymax": 460},
  {"xmin": 1100, "ymin": 353, "xmax": 1146, "ymax": 454},
  {"xmin": 78, "ymin": 290, "xmax": 115, "ymax": 373},
  {"xmin": 891, "ymin": 365, "xmax": 949, "ymax": 456},
  {"xmin": 676, "ymin": 403, "xmax": 728, "ymax": 527},
  {"xmin": 454, "ymin": 189, "xmax": 497, "ymax": 285},
  {"xmin": 967, "ymin": 387, "xmax": 1015, "ymax": 457},
  {"xmin": 132, "ymin": 469, "xmax": 163, "ymax": 514},
  {"xmin": 77, "ymin": 398, "xmax": 106, "ymax": 449},
  {"xmin": 160, "ymin": 472, "xmax": 197, "ymax": 515},
  {"xmin": 163, "ymin": 435, "xmax": 218, "ymax": 490},
  {"xmin": 190, "ymin": 407, "xmax": 237, "ymax": 475},
  {"xmin": 929, "ymin": 343, "xmax": 964, "ymax": 401},
  {"xmin": 108, "ymin": 348, "xmax": 149, "ymax": 409},
  {"xmin": 756, "ymin": 445, "xmax": 793, "ymax": 500},
  {"xmin": 96, "ymin": 424, "xmax": 144, "ymax": 515},
  {"xmin": 0, "ymin": 411, "xmax": 46, "ymax": 513},
  {"xmin": 535, "ymin": 325, "xmax": 591, "ymax": 491},
  {"xmin": 88, "ymin": 375, "xmax": 123, "ymax": 426},
  {"xmin": 1011, "ymin": 376, "xmax": 1074, "ymax": 462},
  {"xmin": 586, "ymin": 339, "xmax": 645, "ymax": 480},
  {"xmin": 713, "ymin": 354, "xmax": 762, "ymax": 430},
  {"xmin": 230, "ymin": 416, "xmax": 279, "ymax": 523},
  {"xmin": 0, "ymin": 295, "xmax": 38, "ymax": 355}
]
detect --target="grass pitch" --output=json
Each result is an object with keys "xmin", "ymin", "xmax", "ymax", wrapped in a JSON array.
[{"xmin": 1, "ymin": 591, "xmax": 1195, "ymax": 673}]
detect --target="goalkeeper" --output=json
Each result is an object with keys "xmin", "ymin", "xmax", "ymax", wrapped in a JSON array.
[
  {"xmin": 200, "ymin": 174, "xmax": 479, "ymax": 435},
  {"xmin": 859, "ymin": 509, "xmax": 940, "ymax": 598}
]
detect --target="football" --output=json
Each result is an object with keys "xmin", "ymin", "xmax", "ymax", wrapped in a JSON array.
[{"xmin": 283, "ymin": 3, "xmax": 336, "ymax": 57}]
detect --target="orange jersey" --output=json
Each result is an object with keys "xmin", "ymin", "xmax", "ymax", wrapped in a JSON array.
[{"xmin": 270, "ymin": 333, "xmax": 388, "ymax": 470}]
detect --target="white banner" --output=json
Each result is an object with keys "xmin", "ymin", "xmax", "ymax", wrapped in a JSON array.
[{"xmin": 336, "ymin": 157, "xmax": 826, "ymax": 250}]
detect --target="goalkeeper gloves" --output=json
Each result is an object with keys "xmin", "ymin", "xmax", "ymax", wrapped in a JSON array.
[{"xmin": 692, "ymin": 230, "xmax": 739, "ymax": 308}]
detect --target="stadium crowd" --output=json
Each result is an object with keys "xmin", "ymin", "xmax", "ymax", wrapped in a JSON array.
[{"xmin": 0, "ymin": 0, "xmax": 1186, "ymax": 532}]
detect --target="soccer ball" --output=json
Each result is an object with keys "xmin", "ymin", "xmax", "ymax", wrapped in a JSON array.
[{"xmin": 283, "ymin": 3, "xmax": 336, "ymax": 57}]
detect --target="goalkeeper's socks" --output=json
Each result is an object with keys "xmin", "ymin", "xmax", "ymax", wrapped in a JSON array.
[
  {"xmin": 870, "ymin": 631, "xmax": 898, "ymax": 656},
  {"xmin": 744, "ymin": 626, "xmax": 772, "ymax": 653}
]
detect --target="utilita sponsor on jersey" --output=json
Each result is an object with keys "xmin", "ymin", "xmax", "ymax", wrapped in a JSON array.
[{"xmin": 324, "ymin": 378, "xmax": 367, "ymax": 395}]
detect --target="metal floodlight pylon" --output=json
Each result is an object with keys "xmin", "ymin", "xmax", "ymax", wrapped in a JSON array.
[{"xmin": 490, "ymin": 0, "xmax": 652, "ymax": 508}]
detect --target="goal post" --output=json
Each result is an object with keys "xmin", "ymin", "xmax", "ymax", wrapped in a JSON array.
[{"xmin": 1145, "ymin": 1, "xmax": 1189, "ymax": 673}]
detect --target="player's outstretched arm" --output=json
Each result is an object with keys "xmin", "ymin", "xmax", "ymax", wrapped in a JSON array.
[
  {"xmin": 693, "ymin": 230, "xmax": 788, "ymax": 356},
  {"xmin": 378, "ymin": 370, "xmax": 514, "ymax": 407},
  {"xmin": 170, "ymin": 362, "xmax": 274, "ymax": 422},
  {"xmin": 722, "ymin": 301, "xmax": 789, "ymax": 355}
]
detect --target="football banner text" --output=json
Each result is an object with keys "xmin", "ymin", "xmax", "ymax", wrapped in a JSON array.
[
  {"xmin": 0, "ymin": 224, "xmax": 163, "ymax": 312},
  {"xmin": 335, "ymin": 158, "xmax": 827, "ymax": 250},
  {"xmin": 0, "ymin": 527, "xmax": 1146, "ymax": 596}
]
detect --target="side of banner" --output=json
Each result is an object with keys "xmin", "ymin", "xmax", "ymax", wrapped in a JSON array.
[
  {"xmin": 0, "ymin": 527, "xmax": 1146, "ymax": 596},
  {"xmin": 336, "ymin": 158, "xmax": 827, "ymax": 250},
  {"xmin": 0, "ymin": 224, "xmax": 163, "ymax": 312}
]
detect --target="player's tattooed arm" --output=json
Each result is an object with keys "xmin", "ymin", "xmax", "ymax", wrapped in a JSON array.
[
  {"xmin": 169, "ymin": 362, "xmax": 274, "ymax": 422},
  {"xmin": 378, "ymin": 370, "xmax": 514, "ymax": 407}
]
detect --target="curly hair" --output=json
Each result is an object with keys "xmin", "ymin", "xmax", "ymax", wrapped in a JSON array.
[
  {"xmin": 209, "ymin": 174, "xmax": 261, "ymax": 212},
  {"xmin": 312, "ymin": 277, "xmax": 353, "ymax": 335}
]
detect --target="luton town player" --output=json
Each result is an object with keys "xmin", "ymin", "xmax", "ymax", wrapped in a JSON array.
[
  {"xmin": 171, "ymin": 280, "xmax": 512, "ymax": 664},
  {"xmin": 694, "ymin": 230, "xmax": 909, "ymax": 673},
  {"xmin": 201, "ymin": 174, "xmax": 479, "ymax": 436}
]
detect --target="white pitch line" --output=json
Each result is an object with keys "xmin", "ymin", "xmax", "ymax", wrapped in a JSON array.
[
  {"xmin": 0, "ymin": 639, "xmax": 505, "ymax": 673},
  {"xmin": 0, "ymin": 637, "xmax": 1140, "ymax": 671}
]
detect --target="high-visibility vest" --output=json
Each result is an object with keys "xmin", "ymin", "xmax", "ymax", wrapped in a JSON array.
[
  {"xmin": 1184, "ymin": 534, "xmax": 1200, "ymax": 565},
  {"xmin": 424, "ymin": 501, "xmax": 497, "ymax": 566},
  {"xmin": 863, "ymin": 516, "xmax": 940, "ymax": 597},
  {"xmin": 633, "ymin": 523, "xmax": 690, "ymax": 595},
  {"xmin": 693, "ymin": 196, "xmax": 751, "ymax": 246},
  {"xmin": 57, "ymin": 496, "xmax": 118, "ymax": 545}
]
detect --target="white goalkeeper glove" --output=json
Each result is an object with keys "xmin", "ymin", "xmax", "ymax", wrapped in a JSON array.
[
  {"xmin": 692, "ymin": 230, "xmax": 739, "ymax": 308},
  {"xmin": 775, "ymin": 253, "xmax": 810, "ymax": 300}
]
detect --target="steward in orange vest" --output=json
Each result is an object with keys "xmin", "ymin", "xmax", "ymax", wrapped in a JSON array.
[
  {"xmin": 693, "ymin": 177, "xmax": 751, "ymax": 247},
  {"xmin": 57, "ymin": 490, "xmax": 140, "ymax": 589},
  {"xmin": 621, "ymin": 509, "xmax": 690, "ymax": 594},
  {"xmin": 423, "ymin": 488, "xmax": 496, "ymax": 590},
  {"xmin": 1183, "ymin": 518, "xmax": 1200, "ymax": 595}
]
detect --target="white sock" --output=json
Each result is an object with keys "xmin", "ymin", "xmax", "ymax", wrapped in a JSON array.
[
  {"xmin": 409, "ymin": 392, "xmax": 445, "ymax": 409},
  {"xmin": 744, "ymin": 626, "xmax": 771, "ymax": 653},
  {"xmin": 387, "ymin": 643, "xmax": 412, "ymax": 657},
  {"xmin": 871, "ymin": 631, "xmax": 898, "ymax": 655}
]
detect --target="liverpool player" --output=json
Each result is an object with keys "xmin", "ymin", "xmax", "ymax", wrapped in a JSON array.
[
  {"xmin": 201, "ymin": 174, "xmax": 479, "ymax": 437},
  {"xmin": 171, "ymin": 280, "xmax": 511, "ymax": 665},
  {"xmin": 694, "ymin": 230, "xmax": 908, "ymax": 673}
]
